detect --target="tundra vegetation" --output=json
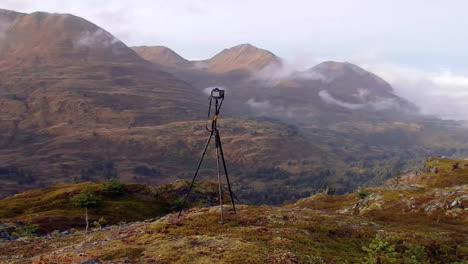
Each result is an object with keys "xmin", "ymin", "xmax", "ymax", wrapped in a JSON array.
[{"xmin": 0, "ymin": 158, "xmax": 465, "ymax": 263}]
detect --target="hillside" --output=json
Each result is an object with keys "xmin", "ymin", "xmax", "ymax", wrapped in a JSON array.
[
  {"xmin": 0, "ymin": 9, "xmax": 205, "ymax": 128},
  {"xmin": 0, "ymin": 180, "xmax": 220, "ymax": 234},
  {"xmin": 0, "ymin": 9, "xmax": 209, "ymax": 196},
  {"xmin": 131, "ymin": 46, "xmax": 193, "ymax": 69},
  {"xmin": 0, "ymin": 158, "xmax": 466, "ymax": 263}
]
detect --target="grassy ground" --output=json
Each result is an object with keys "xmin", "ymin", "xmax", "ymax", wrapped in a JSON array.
[
  {"xmin": 0, "ymin": 180, "xmax": 220, "ymax": 234},
  {"xmin": 0, "ymin": 158, "xmax": 466, "ymax": 263}
]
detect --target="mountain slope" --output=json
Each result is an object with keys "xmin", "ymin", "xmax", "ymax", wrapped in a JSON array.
[
  {"xmin": 0, "ymin": 9, "xmax": 204, "ymax": 129},
  {"xmin": 294, "ymin": 61, "xmax": 417, "ymax": 112},
  {"xmin": 131, "ymin": 46, "xmax": 193, "ymax": 69},
  {"xmin": 0, "ymin": 9, "xmax": 209, "ymax": 197},
  {"xmin": 0, "ymin": 9, "xmax": 138, "ymax": 64}
]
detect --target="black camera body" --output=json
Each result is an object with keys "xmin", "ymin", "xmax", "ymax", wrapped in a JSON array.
[{"xmin": 210, "ymin": 88, "xmax": 224, "ymax": 99}]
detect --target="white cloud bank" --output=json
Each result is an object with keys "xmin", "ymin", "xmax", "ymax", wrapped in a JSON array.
[
  {"xmin": 318, "ymin": 90, "xmax": 401, "ymax": 111},
  {"xmin": 354, "ymin": 59, "xmax": 468, "ymax": 120}
]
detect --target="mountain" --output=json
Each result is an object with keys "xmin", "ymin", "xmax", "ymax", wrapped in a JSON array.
[
  {"xmin": 132, "ymin": 44, "xmax": 417, "ymax": 118},
  {"xmin": 0, "ymin": 158, "xmax": 466, "ymax": 263},
  {"xmin": 195, "ymin": 43, "xmax": 282, "ymax": 73},
  {"xmin": 131, "ymin": 43, "xmax": 281, "ymax": 74},
  {"xmin": 294, "ymin": 61, "xmax": 417, "ymax": 112},
  {"xmin": 0, "ymin": 9, "xmax": 138, "ymax": 64},
  {"xmin": 0, "ymin": 9, "xmax": 204, "ymax": 129},
  {"xmin": 0, "ymin": 9, "xmax": 208, "ymax": 196}
]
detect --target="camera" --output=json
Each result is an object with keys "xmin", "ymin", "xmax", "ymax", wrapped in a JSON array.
[{"xmin": 210, "ymin": 88, "xmax": 224, "ymax": 99}]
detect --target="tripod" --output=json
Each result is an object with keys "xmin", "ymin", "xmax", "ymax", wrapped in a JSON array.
[{"xmin": 178, "ymin": 89, "xmax": 236, "ymax": 223}]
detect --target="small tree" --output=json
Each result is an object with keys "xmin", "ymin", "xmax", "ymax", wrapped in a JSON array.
[{"xmin": 71, "ymin": 187, "xmax": 101, "ymax": 232}]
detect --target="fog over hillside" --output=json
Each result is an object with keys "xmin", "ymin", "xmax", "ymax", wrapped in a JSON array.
[{"xmin": 354, "ymin": 58, "xmax": 468, "ymax": 120}]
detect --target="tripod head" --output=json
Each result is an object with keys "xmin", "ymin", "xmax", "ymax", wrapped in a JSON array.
[
  {"xmin": 206, "ymin": 88, "xmax": 225, "ymax": 132},
  {"xmin": 210, "ymin": 88, "xmax": 224, "ymax": 100}
]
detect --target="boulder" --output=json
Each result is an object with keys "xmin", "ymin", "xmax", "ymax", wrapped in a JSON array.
[{"xmin": 0, "ymin": 221, "xmax": 14, "ymax": 241}]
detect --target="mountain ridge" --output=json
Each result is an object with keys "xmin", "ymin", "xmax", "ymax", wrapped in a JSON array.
[
  {"xmin": 131, "ymin": 44, "xmax": 418, "ymax": 115},
  {"xmin": 131, "ymin": 43, "xmax": 282, "ymax": 74}
]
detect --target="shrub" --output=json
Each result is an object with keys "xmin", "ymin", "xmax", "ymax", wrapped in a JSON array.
[
  {"xmin": 403, "ymin": 242, "xmax": 428, "ymax": 264},
  {"xmin": 92, "ymin": 217, "xmax": 106, "ymax": 229},
  {"xmin": 357, "ymin": 189, "xmax": 370, "ymax": 200},
  {"xmin": 12, "ymin": 219, "xmax": 38, "ymax": 237},
  {"xmin": 359, "ymin": 235, "xmax": 399, "ymax": 264},
  {"xmin": 169, "ymin": 197, "xmax": 187, "ymax": 212},
  {"xmin": 101, "ymin": 179, "xmax": 125, "ymax": 194}
]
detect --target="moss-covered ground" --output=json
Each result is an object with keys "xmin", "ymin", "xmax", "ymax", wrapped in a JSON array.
[
  {"xmin": 0, "ymin": 158, "xmax": 466, "ymax": 263},
  {"xmin": 0, "ymin": 180, "xmax": 219, "ymax": 233}
]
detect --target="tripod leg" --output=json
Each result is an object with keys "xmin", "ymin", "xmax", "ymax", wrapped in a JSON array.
[
  {"xmin": 215, "ymin": 130, "xmax": 237, "ymax": 214},
  {"xmin": 178, "ymin": 131, "xmax": 214, "ymax": 218},
  {"xmin": 215, "ymin": 133, "xmax": 224, "ymax": 223}
]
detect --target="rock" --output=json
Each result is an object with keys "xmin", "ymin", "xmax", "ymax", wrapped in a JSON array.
[
  {"xmin": 81, "ymin": 260, "xmax": 102, "ymax": 264},
  {"xmin": 0, "ymin": 221, "xmax": 14, "ymax": 241},
  {"xmin": 449, "ymin": 195, "xmax": 467, "ymax": 209},
  {"xmin": 424, "ymin": 202, "xmax": 443, "ymax": 213}
]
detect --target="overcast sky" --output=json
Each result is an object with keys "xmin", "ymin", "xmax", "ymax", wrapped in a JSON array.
[{"xmin": 1, "ymin": 0, "xmax": 468, "ymax": 120}]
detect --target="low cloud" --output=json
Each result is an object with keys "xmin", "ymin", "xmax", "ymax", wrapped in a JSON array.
[
  {"xmin": 246, "ymin": 98, "xmax": 294, "ymax": 117},
  {"xmin": 0, "ymin": 17, "xmax": 15, "ymax": 40},
  {"xmin": 292, "ymin": 69, "xmax": 329, "ymax": 82},
  {"xmin": 246, "ymin": 98, "xmax": 274, "ymax": 111},
  {"xmin": 354, "ymin": 58, "xmax": 468, "ymax": 120},
  {"xmin": 252, "ymin": 54, "xmax": 321, "ymax": 84},
  {"xmin": 318, "ymin": 90, "xmax": 401, "ymax": 111},
  {"xmin": 75, "ymin": 29, "xmax": 119, "ymax": 48},
  {"xmin": 318, "ymin": 90, "xmax": 364, "ymax": 110}
]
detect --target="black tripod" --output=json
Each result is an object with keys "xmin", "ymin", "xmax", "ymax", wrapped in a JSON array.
[{"xmin": 178, "ymin": 88, "xmax": 236, "ymax": 223}]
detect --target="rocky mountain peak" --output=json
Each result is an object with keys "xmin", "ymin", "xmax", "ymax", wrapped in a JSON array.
[{"xmin": 198, "ymin": 43, "xmax": 281, "ymax": 73}]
